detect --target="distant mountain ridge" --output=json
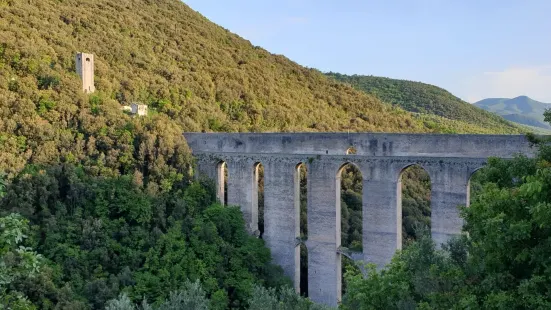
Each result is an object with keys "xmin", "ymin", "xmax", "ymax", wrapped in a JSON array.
[{"xmin": 474, "ymin": 96, "xmax": 551, "ymax": 129}]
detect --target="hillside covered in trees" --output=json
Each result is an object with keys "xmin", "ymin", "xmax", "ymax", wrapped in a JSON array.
[
  {"xmin": 0, "ymin": 0, "xmax": 526, "ymax": 177},
  {"xmin": 0, "ymin": 0, "xmax": 535, "ymax": 309},
  {"xmin": 1, "ymin": 172, "xmax": 292, "ymax": 309},
  {"xmin": 325, "ymin": 73, "xmax": 522, "ymax": 133}
]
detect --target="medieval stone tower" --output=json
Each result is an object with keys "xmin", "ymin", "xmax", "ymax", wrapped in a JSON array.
[{"xmin": 76, "ymin": 52, "xmax": 95, "ymax": 93}]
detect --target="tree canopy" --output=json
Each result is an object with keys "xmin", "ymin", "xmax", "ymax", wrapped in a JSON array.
[{"xmin": 0, "ymin": 165, "xmax": 290, "ymax": 309}]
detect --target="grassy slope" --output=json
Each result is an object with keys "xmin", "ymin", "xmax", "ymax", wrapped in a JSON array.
[
  {"xmin": 0, "ymin": 0, "xmax": 522, "ymax": 177},
  {"xmin": 325, "ymin": 73, "xmax": 523, "ymax": 134}
]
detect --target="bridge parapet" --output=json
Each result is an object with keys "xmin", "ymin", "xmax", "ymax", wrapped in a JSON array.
[{"xmin": 184, "ymin": 132, "xmax": 535, "ymax": 158}]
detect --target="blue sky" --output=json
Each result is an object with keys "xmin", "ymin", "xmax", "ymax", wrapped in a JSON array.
[{"xmin": 184, "ymin": 0, "xmax": 551, "ymax": 103}]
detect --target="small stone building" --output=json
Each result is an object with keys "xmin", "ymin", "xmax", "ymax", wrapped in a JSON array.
[
  {"xmin": 76, "ymin": 52, "xmax": 95, "ymax": 93},
  {"xmin": 131, "ymin": 103, "xmax": 148, "ymax": 116}
]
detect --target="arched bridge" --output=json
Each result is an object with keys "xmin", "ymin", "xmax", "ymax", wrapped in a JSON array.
[{"xmin": 183, "ymin": 132, "xmax": 535, "ymax": 307}]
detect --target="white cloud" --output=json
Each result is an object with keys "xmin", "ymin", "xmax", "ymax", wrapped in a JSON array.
[{"xmin": 461, "ymin": 65, "xmax": 551, "ymax": 103}]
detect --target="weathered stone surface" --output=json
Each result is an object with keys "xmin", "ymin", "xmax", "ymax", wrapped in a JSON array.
[
  {"xmin": 184, "ymin": 132, "xmax": 533, "ymax": 158},
  {"xmin": 307, "ymin": 160, "xmax": 342, "ymax": 305},
  {"xmin": 76, "ymin": 52, "xmax": 95, "ymax": 93},
  {"xmin": 263, "ymin": 159, "xmax": 300, "ymax": 291},
  {"xmin": 184, "ymin": 132, "xmax": 536, "ymax": 307},
  {"xmin": 226, "ymin": 158, "xmax": 256, "ymax": 230}
]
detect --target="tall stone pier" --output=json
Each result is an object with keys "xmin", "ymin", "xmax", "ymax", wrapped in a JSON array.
[{"xmin": 184, "ymin": 132, "xmax": 535, "ymax": 307}]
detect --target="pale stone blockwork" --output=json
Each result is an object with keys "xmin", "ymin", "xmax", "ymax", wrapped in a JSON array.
[
  {"xmin": 307, "ymin": 160, "xmax": 342, "ymax": 306},
  {"xmin": 226, "ymin": 158, "xmax": 256, "ymax": 232},
  {"xmin": 263, "ymin": 159, "xmax": 300, "ymax": 291},
  {"xmin": 361, "ymin": 161, "xmax": 402, "ymax": 268},
  {"xmin": 426, "ymin": 164, "xmax": 471, "ymax": 246}
]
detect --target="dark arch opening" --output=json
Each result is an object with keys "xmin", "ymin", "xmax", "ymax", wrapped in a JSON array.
[
  {"xmin": 296, "ymin": 163, "xmax": 308, "ymax": 296},
  {"xmin": 337, "ymin": 162, "xmax": 363, "ymax": 300},
  {"xmin": 254, "ymin": 162, "xmax": 264, "ymax": 238},
  {"xmin": 217, "ymin": 161, "xmax": 228, "ymax": 205},
  {"xmin": 399, "ymin": 165, "xmax": 431, "ymax": 247},
  {"xmin": 467, "ymin": 167, "xmax": 485, "ymax": 208}
]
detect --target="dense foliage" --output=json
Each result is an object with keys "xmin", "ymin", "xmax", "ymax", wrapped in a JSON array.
[
  {"xmin": 0, "ymin": 165, "xmax": 289, "ymax": 309},
  {"xmin": 342, "ymin": 131, "xmax": 551, "ymax": 309},
  {"xmin": 105, "ymin": 283, "xmax": 331, "ymax": 310},
  {"xmin": 326, "ymin": 73, "xmax": 522, "ymax": 134},
  {"xmin": 0, "ymin": 213, "xmax": 44, "ymax": 309},
  {"xmin": 339, "ymin": 165, "xmax": 363, "ymax": 252},
  {"xmin": 400, "ymin": 166, "xmax": 431, "ymax": 245},
  {"xmin": 106, "ymin": 280, "xmax": 212, "ymax": 310}
]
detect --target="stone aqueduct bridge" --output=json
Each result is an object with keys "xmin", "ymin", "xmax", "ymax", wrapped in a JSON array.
[{"xmin": 183, "ymin": 132, "xmax": 535, "ymax": 306}]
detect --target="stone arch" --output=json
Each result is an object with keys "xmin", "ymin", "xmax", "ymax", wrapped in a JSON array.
[
  {"xmin": 253, "ymin": 162, "xmax": 264, "ymax": 237},
  {"xmin": 336, "ymin": 162, "xmax": 363, "ymax": 301},
  {"xmin": 346, "ymin": 146, "xmax": 357, "ymax": 155},
  {"xmin": 217, "ymin": 161, "xmax": 228, "ymax": 205},
  {"xmin": 396, "ymin": 162, "xmax": 432, "ymax": 181},
  {"xmin": 295, "ymin": 162, "xmax": 308, "ymax": 294},
  {"xmin": 296, "ymin": 163, "xmax": 308, "ymax": 237},
  {"xmin": 467, "ymin": 165, "xmax": 486, "ymax": 208},
  {"xmin": 337, "ymin": 162, "xmax": 362, "ymax": 177},
  {"xmin": 397, "ymin": 163, "xmax": 432, "ymax": 246}
]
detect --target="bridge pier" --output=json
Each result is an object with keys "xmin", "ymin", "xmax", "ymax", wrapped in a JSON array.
[
  {"xmin": 226, "ymin": 158, "xmax": 257, "ymax": 232},
  {"xmin": 362, "ymin": 162, "xmax": 401, "ymax": 268},
  {"xmin": 307, "ymin": 160, "xmax": 341, "ymax": 307},
  {"xmin": 263, "ymin": 160, "xmax": 300, "ymax": 291},
  {"xmin": 429, "ymin": 164, "xmax": 470, "ymax": 246},
  {"xmin": 195, "ymin": 157, "xmax": 218, "ymax": 182}
]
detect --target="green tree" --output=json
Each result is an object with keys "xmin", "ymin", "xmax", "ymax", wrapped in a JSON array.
[
  {"xmin": 342, "ymin": 231, "xmax": 471, "ymax": 310},
  {"xmin": 105, "ymin": 294, "xmax": 140, "ymax": 310},
  {"xmin": 1, "ymin": 164, "xmax": 290, "ymax": 309},
  {"xmin": 0, "ymin": 213, "xmax": 43, "ymax": 310},
  {"xmin": 247, "ymin": 285, "xmax": 332, "ymax": 310},
  {"xmin": 0, "ymin": 173, "xmax": 6, "ymax": 198},
  {"xmin": 459, "ymin": 150, "xmax": 551, "ymax": 308},
  {"xmin": 107, "ymin": 280, "xmax": 209, "ymax": 310}
]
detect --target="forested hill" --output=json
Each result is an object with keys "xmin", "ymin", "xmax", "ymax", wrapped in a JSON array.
[
  {"xmin": 0, "ymin": 0, "xmax": 525, "ymax": 177},
  {"xmin": 325, "ymin": 73, "xmax": 522, "ymax": 133}
]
